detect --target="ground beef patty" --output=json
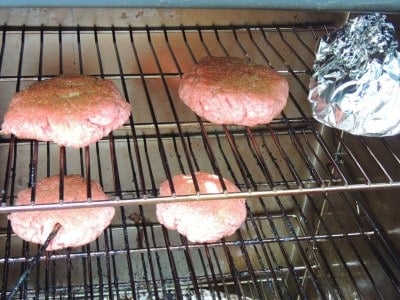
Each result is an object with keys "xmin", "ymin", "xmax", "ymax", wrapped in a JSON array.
[
  {"xmin": 179, "ymin": 56, "xmax": 289, "ymax": 126},
  {"xmin": 8, "ymin": 175, "xmax": 115, "ymax": 251},
  {"xmin": 1, "ymin": 76, "xmax": 131, "ymax": 148},
  {"xmin": 156, "ymin": 172, "xmax": 247, "ymax": 243}
]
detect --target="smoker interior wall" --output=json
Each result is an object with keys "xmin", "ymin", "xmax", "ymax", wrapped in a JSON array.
[{"xmin": 0, "ymin": 8, "xmax": 349, "ymax": 27}]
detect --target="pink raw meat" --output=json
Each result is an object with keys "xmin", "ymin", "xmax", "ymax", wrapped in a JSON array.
[
  {"xmin": 179, "ymin": 56, "xmax": 289, "ymax": 126},
  {"xmin": 156, "ymin": 172, "xmax": 247, "ymax": 243},
  {"xmin": 1, "ymin": 76, "xmax": 131, "ymax": 148},
  {"xmin": 8, "ymin": 175, "xmax": 115, "ymax": 251}
]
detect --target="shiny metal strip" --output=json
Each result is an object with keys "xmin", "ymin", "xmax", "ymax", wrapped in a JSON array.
[{"xmin": 2, "ymin": 181, "xmax": 400, "ymax": 213}]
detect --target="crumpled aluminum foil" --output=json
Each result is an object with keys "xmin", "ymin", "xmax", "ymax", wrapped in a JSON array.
[{"xmin": 308, "ymin": 13, "xmax": 400, "ymax": 136}]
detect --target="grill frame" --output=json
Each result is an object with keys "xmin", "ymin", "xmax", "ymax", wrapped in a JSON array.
[{"xmin": 0, "ymin": 22, "xmax": 399, "ymax": 299}]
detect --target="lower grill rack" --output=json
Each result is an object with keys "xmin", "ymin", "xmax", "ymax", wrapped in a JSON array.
[
  {"xmin": 1, "ymin": 191, "xmax": 400, "ymax": 298},
  {"xmin": 0, "ymin": 22, "xmax": 400, "ymax": 298}
]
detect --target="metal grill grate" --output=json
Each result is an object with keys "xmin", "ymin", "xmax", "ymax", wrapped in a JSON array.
[{"xmin": 0, "ymin": 23, "xmax": 400, "ymax": 299}]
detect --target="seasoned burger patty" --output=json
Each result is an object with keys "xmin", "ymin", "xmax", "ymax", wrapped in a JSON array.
[
  {"xmin": 156, "ymin": 172, "xmax": 247, "ymax": 243},
  {"xmin": 1, "ymin": 76, "xmax": 131, "ymax": 148},
  {"xmin": 8, "ymin": 175, "xmax": 115, "ymax": 251},
  {"xmin": 179, "ymin": 56, "xmax": 289, "ymax": 126}
]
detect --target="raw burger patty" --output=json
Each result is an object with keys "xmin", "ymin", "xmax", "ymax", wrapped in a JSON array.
[
  {"xmin": 1, "ymin": 75, "xmax": 131, "ymax": 148},
  {"xmin": 156, "ymin": 172, "xmax": 247, "ymax": 243},
  {"xmin": 8, "ymin": 175, "xmax": 115, "ymax": 251},
  {"xmin": 179, "ymin": 56, "xmax": 289, "ymax": 126}
]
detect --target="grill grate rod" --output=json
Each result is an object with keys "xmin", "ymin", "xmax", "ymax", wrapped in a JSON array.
[
  {"xmin": 217, "ymin": 129, "xmax": 280, "ymax": 299},
  {"xmin": 236, "ymin": 127, "xmax": 328, "ymax": 298},
  {"xmin": 2, "ymin": 181, "xmax": 400, "ymax": 213},
  {"xmin": 245, "ymin": 129, "xmax": 333, "ymax": 297},
  {"xmin": 250, "ymin": 123, "xmax": 384, "ymax": 297},
  {"xmin": 213, "ymin": 127, "xmax": 307, "ymax": 297},
  {"xmin": 348, "ymin": 192, "xmax": 400, "ymax": 293},
  {"xmin": 0, "ymin": 229, "xmax": 377, "ymax": 265},
  {"xmin": 284, "ymin": 128, "xmax": 365, "ymax": 296},
  {"xmin": 6, "ymin": 223, "xmax": 61, "ymax": 300},
  {"xmin": 112, "ymin": 25, "xmax": 162, "ymax": 298},
  {"xmin": 128, "ymin": 26, "xmax": 175, "ymax": 196},
  {"xmin": 216, "ymin": 132, "xmax": 288, "ymax": 298},
  {"xmin": 180, "ymin": 26, "xmax": 230, "ymax": 191},
  {"xmin": 320, "ymin": 192, "xmax": 385, "ymax": 298},
  {"xmin": 1, "ymin": 136, "xmax": 17, "ymax": 298}
]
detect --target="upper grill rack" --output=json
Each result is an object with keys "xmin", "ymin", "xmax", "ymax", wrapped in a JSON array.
[
  {"xmin": 0, "ymin": 23, "xmax": 400, "ymax": 299},
  {"xmin": 0, "ymin": 24, "xmax": 400, "ymax": 212}
]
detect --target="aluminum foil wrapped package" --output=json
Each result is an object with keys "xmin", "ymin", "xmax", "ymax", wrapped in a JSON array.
[{"xmin": 308, "ymin": 14, "xmax": 400, "ymax": 136}]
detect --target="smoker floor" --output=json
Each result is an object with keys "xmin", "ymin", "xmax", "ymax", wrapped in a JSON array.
[{"xmin": 0, "ymin": 16, "xmax": 400, "ymax": 299}]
